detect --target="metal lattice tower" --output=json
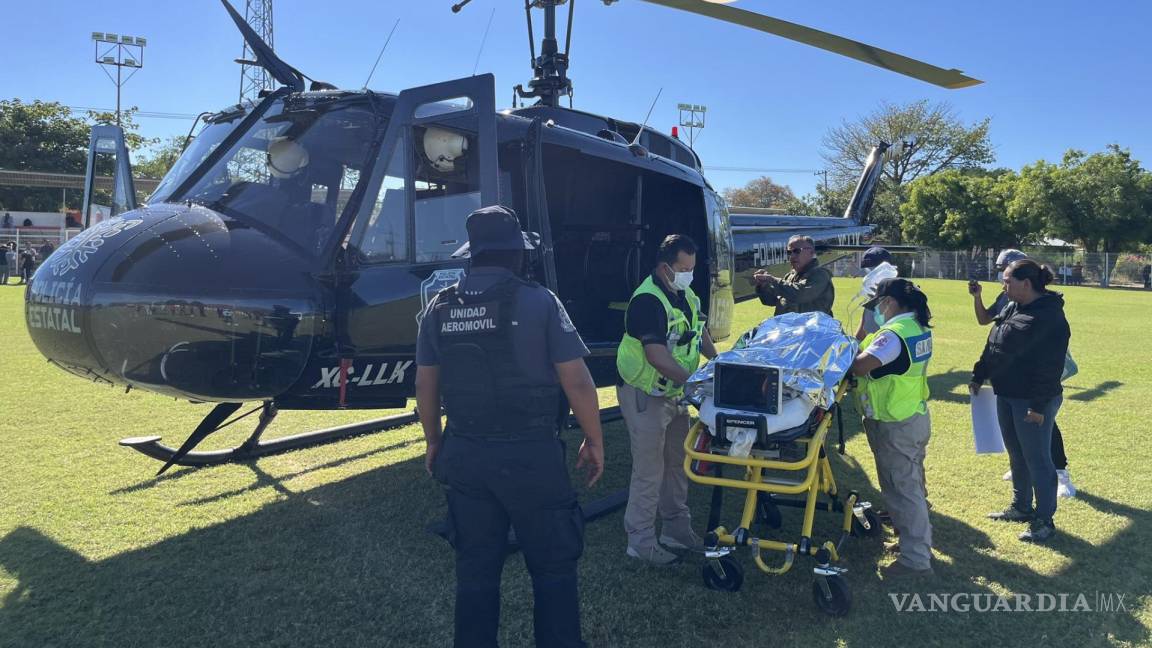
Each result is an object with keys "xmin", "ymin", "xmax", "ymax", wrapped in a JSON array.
[{"xmin": 238, "ymin": 0, "xmax": 274, "ymax": 102}]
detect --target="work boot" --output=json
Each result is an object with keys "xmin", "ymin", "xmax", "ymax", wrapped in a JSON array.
[
  {"xmin": 987, "ymin": 506, "xmax": 1033, "ymax": 522},
  {"xmin": 626, "ymin": 544, "xmax": 681, "ymax": 565},
  {"xmin": 880, "ymin": 560, "xmax": 934, "ymax": 579},
  {"xmin": 1019, "ymin": 518, "xmax": 1056, "ymax": 543},
  {"xmin": 1057, "ymin": 469, "xmax": 1077, "ymax": 498}
]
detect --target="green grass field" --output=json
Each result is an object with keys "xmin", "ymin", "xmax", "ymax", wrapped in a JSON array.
[{"xmin": 1, "ymin": 278, "xmax": 1150, "ymax": 647}]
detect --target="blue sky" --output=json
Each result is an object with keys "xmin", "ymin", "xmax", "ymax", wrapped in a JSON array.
[{"xmin": 5, "ymin": 0, "xmax": 1150, "ymax": 198}]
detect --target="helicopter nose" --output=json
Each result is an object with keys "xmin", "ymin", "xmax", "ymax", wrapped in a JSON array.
[
  {"xmin": 25, "ymin": 204, "xmax": 321, "ymax": 401},
  {"xmin": 25, "ymin": 208, "xmax": 159, "ymax": 385}
]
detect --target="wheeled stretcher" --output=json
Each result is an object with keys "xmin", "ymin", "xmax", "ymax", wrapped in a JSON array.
[{"xmin": 683, "ymin": 377, "xmax": 878, "ymax": 617}]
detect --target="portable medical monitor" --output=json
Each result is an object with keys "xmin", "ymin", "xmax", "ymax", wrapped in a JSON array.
[{"xmin": 713, "ymin": 363, "xmax": 782, "ymax": 415}]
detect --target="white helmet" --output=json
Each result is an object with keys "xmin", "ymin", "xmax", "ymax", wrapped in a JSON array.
[
  {"xmin": 267, "ymin": 137, "xmax": 310, "ymax": 178},
  {"xmin": 423, "ymin": 127, "xmax": 468, "ymax": 173}
]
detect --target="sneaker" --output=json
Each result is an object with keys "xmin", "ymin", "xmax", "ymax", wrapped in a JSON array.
[
  {"xmin": 987, "ymin": 506, "xmax": 1033, "ymax": 522},
  {"xmin": 1002, "ymin": 469, "xmax": 1013, "ymax": 481},
  {"xmin": 1057, "ymin": 470, "xmax": 1077, "ymax": 498},
  {"xmin": 626, "ymin": 544, "xmax": 681, "ymax": 565},
  {"xmin": 880, "ymin": 560, "xmax": 934, "ymax": 579},
  {"xmin": 1019, "ymin": 519, "xmax": 1056, "ymax": 543},
  {"xmin": 659, "ymin": 529, "xmax": 704, "ymax": 551}
]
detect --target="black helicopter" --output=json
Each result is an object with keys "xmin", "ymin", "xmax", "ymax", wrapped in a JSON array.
[{"xmin": 25, "ymin": 0, "xmax": 979, "ymax": 473}]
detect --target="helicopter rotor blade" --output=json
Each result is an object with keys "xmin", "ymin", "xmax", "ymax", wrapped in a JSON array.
[
  {"xmin": 635, "ymin": 0, "xmax": 982, "ymax": 89},
  {"xmin": 220, "ymin": 0, "xmax": 307, "ymax": 93}
]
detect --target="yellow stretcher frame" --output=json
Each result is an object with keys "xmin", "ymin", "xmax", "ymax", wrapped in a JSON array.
[{"xmin": 682, "ymin": 380, "xmax": 875, "ymax": 615}]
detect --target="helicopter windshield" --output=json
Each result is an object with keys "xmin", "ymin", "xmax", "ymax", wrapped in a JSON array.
[
  {"xmin": 166, "ymin": 100, "xmax": 381, "ymax": 257},
  {"xmin": 148, "ymin": 114, "xmax": 246, "ymax": 204}
]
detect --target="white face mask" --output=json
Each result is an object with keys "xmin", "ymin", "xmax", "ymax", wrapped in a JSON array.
[{"xmin": 670, "ymin": 268, "xmax": 694, "ymax": 291}]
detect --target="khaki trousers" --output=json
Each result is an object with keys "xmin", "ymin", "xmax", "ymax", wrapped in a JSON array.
[
  {"xmin": 863, "ymin": 410, "xmax": 933, "ymax": 570},
  {"xmin": 618, "ymin": 384, "xmax": 692, "ymax": 549}
]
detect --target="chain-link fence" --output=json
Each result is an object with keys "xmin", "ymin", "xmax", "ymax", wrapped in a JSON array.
[{"xmin": 827, "ymin": 249, "xmax": 1152, "ymax": 289}]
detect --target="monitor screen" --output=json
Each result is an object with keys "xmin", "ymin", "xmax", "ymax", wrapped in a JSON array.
[{"xmin": 713, "ymin": 363, "xmax": 781, "ymax": 415}]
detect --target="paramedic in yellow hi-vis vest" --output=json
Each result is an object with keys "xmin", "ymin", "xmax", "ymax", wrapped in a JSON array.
[
  {"xmin": 850, "ymin": 278, "xmax": 936, "ymax": 580},
  {"xmin": 617, "ymin": 235, "xmax": 717, "ymax": 565}
]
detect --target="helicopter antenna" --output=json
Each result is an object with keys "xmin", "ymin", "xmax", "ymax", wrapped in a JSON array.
[
  {"xmin": 631, "ymin": 86, "xmax": 663, "ymax": 146},
  {"xmin": 363, "ymin": 18, "xmax": 400, "ymax": 89},
  {"xmin": 471, "ymin": 8, "xmax": 497, "ymax": 76}
]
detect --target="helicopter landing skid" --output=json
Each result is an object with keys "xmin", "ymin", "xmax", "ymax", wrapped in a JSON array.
[{"xmin": 120, "ymin": 402, "xmax": 420, "ymax": 475}]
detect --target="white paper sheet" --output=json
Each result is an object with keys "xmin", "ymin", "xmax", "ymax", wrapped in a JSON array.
[{"xmin": 970, "ymin": 385, "xmax": 1005, "ymax": 454}]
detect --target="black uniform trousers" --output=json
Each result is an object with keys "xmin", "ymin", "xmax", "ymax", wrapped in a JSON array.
[{"xmin": 435, "ymin": 434, "xmax": 586, "ymax": 648}]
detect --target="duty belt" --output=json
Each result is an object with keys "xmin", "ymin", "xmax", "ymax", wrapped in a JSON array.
[{"xmin": 446, "ymin": 424, "xmax": 559, "ymax": 442}]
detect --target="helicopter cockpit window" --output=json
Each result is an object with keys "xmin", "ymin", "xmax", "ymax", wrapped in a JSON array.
[
  {"xmin": 167, "ymin": 102, "xmax": 378, "ymax": 257},
  {"xmin": 356, "ymin": 143, "xmax": 410, "ymax": 263},
  {"xmin": 147, "ymin": 119, "xmax": 239, "ymax": 204},
  {"xmin": 412, "ymin": 124, "xmax": 480, "ymax": 263}
]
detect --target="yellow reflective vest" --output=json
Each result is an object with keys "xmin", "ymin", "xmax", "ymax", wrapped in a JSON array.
[
  {"xmin": 856, "ymin": 316, "xmax": 932, "ymax": 422},
  {"xmin": 617, "ymin": 276, "xmax": 703, "ymax": 397}
]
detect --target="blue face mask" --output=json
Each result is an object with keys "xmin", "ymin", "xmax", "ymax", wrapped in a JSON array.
[{"xmin": 872, "ymin": 300, "xmax": 887, "ymax": 327}]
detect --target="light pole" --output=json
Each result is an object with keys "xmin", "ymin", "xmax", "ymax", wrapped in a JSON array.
[
  {"xmin": 92, "ymin": 32, "xmax": 147, "ymax": 127},
  {"xmin": 814, "ymin": 169, "xmax": 828, "ymax": 192},
  {"xmin": 677, "ymin": 103, "xmax": 707, "ymax": 148}
]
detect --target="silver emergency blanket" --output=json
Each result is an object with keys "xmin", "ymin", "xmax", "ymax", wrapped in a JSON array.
[{"xmin": 686, "ymin": 312, "xmax": 859, "ymax": 410}]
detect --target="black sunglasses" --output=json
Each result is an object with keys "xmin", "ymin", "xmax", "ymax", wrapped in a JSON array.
[{"xmin": 786, "ymin": 247, "xmax": 811, "ymax": 255}]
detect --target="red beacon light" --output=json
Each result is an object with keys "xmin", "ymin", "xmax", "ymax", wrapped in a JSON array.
[{"xmin": 671, "ymin": 126, "xmax": 680, "ymax": 139}]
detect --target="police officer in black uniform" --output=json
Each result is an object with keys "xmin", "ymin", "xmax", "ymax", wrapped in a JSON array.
[{"xmin": 415, "ymin": 205, "xmax": 605, "ymax": 648}]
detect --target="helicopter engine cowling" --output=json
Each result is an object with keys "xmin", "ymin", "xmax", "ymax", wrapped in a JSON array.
[{"xmin": 25, "ymin": 203, "xmax": 323, "ymax": 402}]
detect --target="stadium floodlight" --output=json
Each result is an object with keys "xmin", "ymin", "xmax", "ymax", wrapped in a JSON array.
[
  {"xmin": 92, "ymin": 31, "xmax": 147, "ymax": 127},
  {"xmin": 677, "ymin": 102, "xmax": 708, "ymax": 148}
]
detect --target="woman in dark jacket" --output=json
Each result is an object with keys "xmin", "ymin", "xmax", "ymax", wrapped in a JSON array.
[{"xmin": 971, "ymin": 260, "xmax": 1070, "ymax": 543}]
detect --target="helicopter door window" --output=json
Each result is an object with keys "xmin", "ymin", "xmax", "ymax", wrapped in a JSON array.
[
  {"xmin": 413, "ymin": 97, "xmax": 475, "ymax": 120},
  {"xmin": 356, "ymin": 142, "xmax": 411, "ymax": 263},
  {"xmin": 412, "ymin": 125, "xmax": 480, "ymax": 264}
]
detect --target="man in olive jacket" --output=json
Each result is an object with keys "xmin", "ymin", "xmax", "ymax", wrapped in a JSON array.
[{"xmin": 752, "ymin": 235, "xmax": 834, "ymax": 316}]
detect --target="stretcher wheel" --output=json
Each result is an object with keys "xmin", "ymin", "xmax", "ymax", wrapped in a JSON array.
[
  {"xmin": 851, "ymin": 509, "xmax": 882, "ymax": 538},
  {"xmin": 756, "ymin": 493, "xmax": 783, "ymax": 530},
  {"xmin": 812, "ymin": 576, "xmax": 851, "ymax": 616},
  {"xmin": 702, "ymin": 556, "xmax": 744, "ymax": 592}
]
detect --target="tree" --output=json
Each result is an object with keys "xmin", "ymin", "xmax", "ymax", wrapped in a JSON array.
[
  {"xmin": 901, "ymin": 169, "xmax": 1030, "ymax": 250},
  {"xmin": 134, "ymin": 136, "xmax": 186, "ymax": 180},
  {"xmin": 821, "ymin": 100, "xmax": 994, "ymax": 241},
  {"xmin": 85, "ymin": 106, "xmax": 157, "ymax": 151},
  {"xmin": 722, "ymin": 176, "xmax": 800, "ymax": 210},
  {"xmin": 0, "ymin": 99, "xmax": 91, "ymax": 211},
  {"xmin": 1010, "ymin": 146, "xmax": 1152, "ymax": 252},
  {"xmin": 0, "ymin": 100, "xmax": 158, "ymax": 211}
]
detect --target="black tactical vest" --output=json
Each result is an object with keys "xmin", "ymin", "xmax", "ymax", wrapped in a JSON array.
[{"xmin": 434, "ymin": 276, "xmax": 561, "ymax": 439}]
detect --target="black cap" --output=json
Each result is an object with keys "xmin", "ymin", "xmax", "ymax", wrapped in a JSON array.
[
  {"xmin": 863, "ymin": 277, "xmax": 922, "ymax": 310},
  {"xmin": 860, "ymin": 246, "xmax": 892, "ymax": 269},
  {"xmin": 451, "ymin": 205, "xmax": 538, "ymax": 258}
]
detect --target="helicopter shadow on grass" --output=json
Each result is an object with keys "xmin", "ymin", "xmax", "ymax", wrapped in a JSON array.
[{"xmin": 0, "ymin": 453, "xmax": 462, "ymax": 648}]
